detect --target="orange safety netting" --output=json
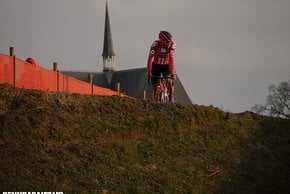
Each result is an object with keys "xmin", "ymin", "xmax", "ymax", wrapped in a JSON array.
[
  {"xmin": 0, "ymin": 54, "xmax": 14, "ymax": 85},
  {"xmin": 0, "ymin": 53, "xmax": 124, "ymax": 96}
]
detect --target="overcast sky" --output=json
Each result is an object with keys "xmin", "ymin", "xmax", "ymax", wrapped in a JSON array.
[{"xmin": 1, "ymin": 0, "xmax": 290, "ymax": 113}]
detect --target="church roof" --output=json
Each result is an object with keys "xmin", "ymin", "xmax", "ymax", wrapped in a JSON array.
[{"xmin": 62, "ymin": 68, "xmax": 192, "ymax": 105}]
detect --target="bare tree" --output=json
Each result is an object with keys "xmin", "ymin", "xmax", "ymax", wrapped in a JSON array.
[{"xmin": 252, "ymin": 80, "xmax": 290, "ymax": 119}]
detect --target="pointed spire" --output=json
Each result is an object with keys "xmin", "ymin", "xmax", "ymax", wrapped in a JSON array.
[{"xmin": 102, "ymin": 1, "xmax": 116, "ymax": 72}]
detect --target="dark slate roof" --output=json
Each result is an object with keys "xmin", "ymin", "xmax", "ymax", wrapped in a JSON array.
[
  {"xmin": 62, "ymin": 68, "xmax": 192, "ymax": 105},
  {"xmin": 102, "ymin": 1, "xmax": 115, "ymax": 57}
]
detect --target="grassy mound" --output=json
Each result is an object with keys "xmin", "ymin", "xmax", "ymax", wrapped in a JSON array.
[{"xmin": 0, "ymin": 83, "xmax": 289, "ymax": 193}]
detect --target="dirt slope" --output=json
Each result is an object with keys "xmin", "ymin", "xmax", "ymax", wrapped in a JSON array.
[{"xmin": 0, "ymin": 83, "xmax": 289, "ymax": 193}]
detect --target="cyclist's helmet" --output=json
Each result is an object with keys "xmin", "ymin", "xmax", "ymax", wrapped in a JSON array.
[{"xmin": 159, "ymin": 31, "xmax": 172, "ymax": 42}]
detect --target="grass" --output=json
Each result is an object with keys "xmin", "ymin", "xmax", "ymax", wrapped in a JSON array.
[{"xmin": 0, "ymin": 83, "xmax": 289, "ymax": 193}]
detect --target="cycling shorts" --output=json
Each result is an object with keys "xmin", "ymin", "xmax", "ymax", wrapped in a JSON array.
[{"xmin": 151, "ymin": 63, "xmax": 171, "ymax": 85}]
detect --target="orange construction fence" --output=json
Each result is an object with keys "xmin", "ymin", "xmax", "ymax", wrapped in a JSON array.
[{"xmin": 0, "ymin": 53, "xmax": 124, "ymax": 96}]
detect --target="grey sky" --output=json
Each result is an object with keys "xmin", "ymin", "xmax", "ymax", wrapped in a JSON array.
[{"xmin": 1, "ymin": 0, "xmax": 290, "ymax": 113}]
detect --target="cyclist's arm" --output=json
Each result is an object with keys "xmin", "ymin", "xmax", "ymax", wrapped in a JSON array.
[
  {"xmin": 169, "ymin": 41, "xmax": 176, "ymax": 78},
  {"xmin": 147, "ymin": 54, "xmax": 154, "ymax": 76},
  {"xmin": 147, "ymin": 42, "xmax": 157, "ymax": 75},
  {"xmin": 169, "ymin": 54, "xmax": 175, "ymax": 76}
]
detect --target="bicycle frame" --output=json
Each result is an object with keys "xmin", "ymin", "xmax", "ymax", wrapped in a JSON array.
[{"xmin": 149, "ymin": 74, "xmax": 172, "ymax": 102}]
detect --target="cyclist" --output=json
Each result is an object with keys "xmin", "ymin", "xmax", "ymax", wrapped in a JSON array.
[
  {"xmin": 147, "ymin": 31, "xmax": 176, "ymax": 102},
  {"xmin": 25, "ymin": 57, "xmax": 38, "ymax": 66}
]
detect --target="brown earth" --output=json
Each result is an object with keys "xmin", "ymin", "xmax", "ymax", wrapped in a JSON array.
[{"xmin": 0, "ymin": 83, "xmax": 289, "ymax": 193}]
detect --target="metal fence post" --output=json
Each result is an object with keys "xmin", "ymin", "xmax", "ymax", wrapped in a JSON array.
[
  {"xmin": 117, "ymin": 82, "xmax": 120, "ymax": 95},
  {"xmin": 88, "ymin": 73, "xmax": 93, "ymax": 95},
  {"xmin": 9, "ymin": 47, "xmax": 16, "ymax": 87},
  {"xmin": 143, "ymin": 90, "xmax": 146, "ymax": 100},
  {"xmin": 53, "ymin": 62, "xmax": 59, "ymax": 91}
]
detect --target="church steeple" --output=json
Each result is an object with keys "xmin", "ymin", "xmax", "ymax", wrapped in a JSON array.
[{"xmin": 102, "ymin": 1, "xmax": 116, "ymax": 72}]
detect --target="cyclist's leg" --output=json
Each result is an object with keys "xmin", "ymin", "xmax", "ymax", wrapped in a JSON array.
[
  {"xmin": 151, "ymin": 63, "xmax": 161, "ymax": 101},
  {"xmin": 169, "ymin": 80, "xmax": 175, "ymax": 102},
  {"xmin": 162, "ymin": 65, "xmax": 175, "ymax": 102}
]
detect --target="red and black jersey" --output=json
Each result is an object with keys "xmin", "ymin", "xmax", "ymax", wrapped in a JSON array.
[{"xmin": 147, "ymin": 40, "xmax": 176, "ymax": 75}]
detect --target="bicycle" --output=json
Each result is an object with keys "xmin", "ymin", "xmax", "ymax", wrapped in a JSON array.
[{"xmin": 148, "ymin": 74, "xmax": 173, "ymax": 103}]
